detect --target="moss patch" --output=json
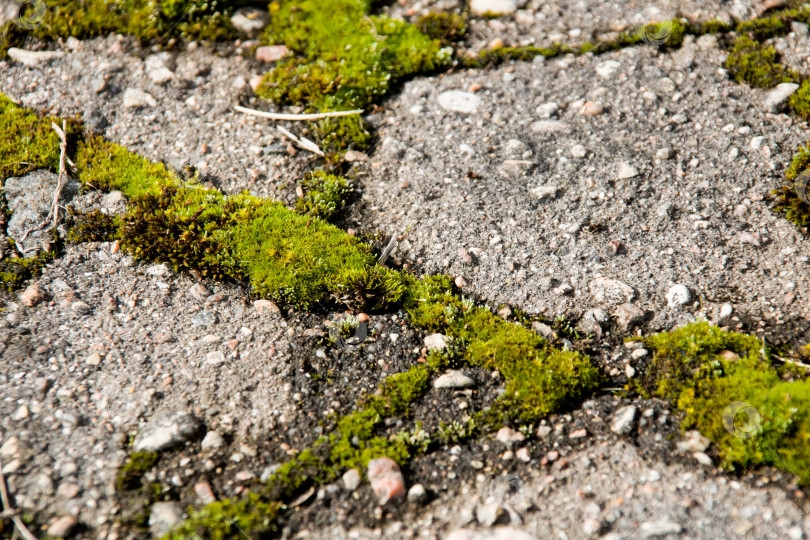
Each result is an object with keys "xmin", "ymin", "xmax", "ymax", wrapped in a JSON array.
[
  {"xmin": 116, "ymin": 451, "xmax": 160, "ymax": 491},
  {"xmin": 414, "ymin": 12, "xmax": 467, "ymax": 45},
  {"xmin": 0, "ymin": 94, "xmax": 67, "ymax": 179},
  {"xmin": 724, "ymin": 36, "xmax": 797, "ymax": 88},
  {"xmin": 773, "ymin": 144, "xmax": 810, "ymax": 229},
  {"xmin": 256, "ymin": 0, "xmax": 450, "ymax": 156},
  {"xmin": 295, "ymin": 170, "xmax": 354, "ymax": 222},
  {"xmin": 640, "ymin": 322, "xmax": 810, "ymax": 484}
]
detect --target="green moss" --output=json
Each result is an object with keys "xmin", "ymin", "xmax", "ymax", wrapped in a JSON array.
[
  {"xmin": 295, "ymin": 170, "xmax": 353, "ymax": 221},
  {"xmin": 67, "ymin": 209, "xmax": 120, "ymax": 244},
  {"xmin": 415, "ymin": 12, "xmax": 467, "ymax": 45},
  {"xmin": 163, "ymin": 494, "xmax": 280, "ymax": 540},
  {"xmin": 0, "ymin": 94, "xmax": 66, "ymax": 179},
  {"xmin": 641, "ymin": 322, "xmax": 810, "ymax": 484},
  {"xmin": 724, "ymin": 35, "xmax": 797, "ymax": 88},
  {"xmin": 256, "ymin": 0, "xmax": 450, "ymax": 156},
  {"xmin": 789, "ymin": 79, "xmax": 810, "ymax": 120},
  {"xmin": 0, "ymin": 247, "xmax": 55, "ymax": 290},
  {"xmin": 773, "ymin": 143, "xmax": 810, "ymax": 229},
  {"xmin": 76, "ymin": 135, "xmax": 177, "ymax": 198},
  {"xmin": 0, "ymin": 0, "xmax": 252, "ymax": 56},
  {"xmin": 116, "ymin": 451, "xmax": 159, "ymax": 492}
]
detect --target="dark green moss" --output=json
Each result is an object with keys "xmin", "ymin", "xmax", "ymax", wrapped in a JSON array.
[
  {"xmin": 724, "ymin": 35, "xmax": 797, "ymax": 88},
  {"xmin": 773, "ymin": 143, "xmax": 810, "ymax": 229},
  {"xmin": 0, "ymin": 247, "xmax": 55, "ymax": 290},
  {"xmin": 116, "ymin": 451, "xmax": 159, "ymax": 492},
  {"xmin": 415, "ymin": 12, "xmax": 467, "ymax": 45},
  {"xmin": 641, "ymin": 322, "xmax": 810, "ymax": 484},
  {"xmin": 295, "ymin": 170, "xmax": 354, "ymax": 221},
  {"xmin": 67, "ymin": 209, "xmax": 120, "ymax": 243},
  {"xmin": 0, "ymin": 0, "xmax": 256, "ymax": 56},
  {"xmin": 789, "ymin": 79, "xmax": 810, "ymax": 121}
]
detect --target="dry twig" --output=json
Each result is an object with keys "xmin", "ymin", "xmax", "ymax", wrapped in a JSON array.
[
  {"xmin": 276, "ymin": 126, "xmax": 325, "ymax": 156},
  {"xmin": 234, "ymin": 104, "xmax": 363, "ymax": 122},
  {"xmin": 0, "ymin": 457, "xmax": 39, "ymax": 540}
]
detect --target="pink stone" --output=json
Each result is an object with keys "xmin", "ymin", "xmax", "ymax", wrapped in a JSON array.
[
  {"xmin": 20, "ymin": 282, "xmax": 47, "ymax": 307},
  {"xmin": 254, "ymin": 299, "xmax": 280, "ymax": 315},
  {"xmin": 367, "ymin": 457, "xmax": 406, "ymax": 505},
  {"xmin": 256, "ymin": 45, "xmax": 289, "ymax": 63}
]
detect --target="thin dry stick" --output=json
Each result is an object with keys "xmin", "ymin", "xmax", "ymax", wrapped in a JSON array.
[
  {"xmin": 276, "ymin": 126, "xmax": 325, "ymax": 157},
  {"xmin": 0, "ymin": 458, "xmax": 39, "ymax": 540},
  {"xmin": 234, "ymin": 104, "xmax": 363, "ymax": 122},
  {"xmin": 47, "ymin": 120, "xmax": 68, "ymax": 229}
]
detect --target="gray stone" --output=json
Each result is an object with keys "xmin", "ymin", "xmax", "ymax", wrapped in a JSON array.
[
  {"xmin": 231, "ymin": 7, "xmax": 268, "ymax": 37},
  {"xmin": 123, "ymin": 88, "xmax": 157, "ymax": 108},
  {"xmin": 434, "ymin": 370, "xmax": 474, "ymax": 389},
  {"xmin": 149, "ymin": 502, "xmax": 183, "ymax": 538},
  {"xmin": 764, "ymin": 83, "xmax": 799, "ymax": 113},
  {"xmin": 407, "ymin": 483, "xmax": 428, "ymax": 504},
  {"xmin": 610, "ymin": 405, "xmax": 637, "ymax": 435},
  {"xmin": 676, "ymin": 430, "xmax": 711, "ymax": 453},
  {"xmin": 666, "ymin": 284, "xmax": 691, "ymax": 308},
  {"xmin": 613, "ymin": 303, "xmax": 645, "ymax": 331},
  {"xmin": 133, "ymin": 411, "xmax": 204, "ymax": 452},
  {"xmin": 7, "ymin": 48, "xmax": 65, "ymax": 66},
  {"xmin": 579, "ymin": 308, "xmax": 608, "ymax": 338},
  {"xmin": 476, "ymin": 501, "xmax": 507, "ymax": 526},
  {"xmin": 424, "ymin": 333, "xmax": 449, "ymax": 351},
  {"xmin": 641, "ymin": 520, "xmax": 683, "ymax": 537},
  {"xmin": 82, "ymin": 106, "xmax": 109, "ymax": 132},
  {"xmin": 531, "ymin": 321, "xmax": 554, "ymax": 339},
  {"xmin": 191, "ymin": 310, "xmax": 218, "ymax": 327},
  {"xmin": 617, "ymin": 162, "xmax": 639, "ymax": 179},
  {"xmin": 4, "ymin": 170, "xmax": 79, "ymax": 257},
  {"xmin": 469, "ymin": 0, "xmax": 517, "ymax": 15},
  {"xmin": 438, "ymin": 90, "xmax": 481, "ymax": 113},
  {"xmin": 201, "ymin": 430, "xmax": 225, "ymax": 451},
  {"xmin": 589, "ymin": 277, "xmax": 635, "ymax": 306},
  {"xmin": 342, "ymin": 468, "xmax": 361, "ymax": 491}
]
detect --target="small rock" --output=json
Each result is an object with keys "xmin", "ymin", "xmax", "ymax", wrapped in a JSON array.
[
  {"xmin": 595, "ymin": 60, "xmax": 621, "ymax": 78},
  {"xmin": 496, "ymin": 427, "xmax": 525, "ymax": 445},
  {"xmin": 531, "ymin": 321, "xmax": 554, "ymax": 339},
  {"xmin": 740, "ymin": 231, "xmax": 762, "ymax": 247},
  {"xmin": 515, "ymin": 447, "xmax": 531, "ymax": 462},
  {"xmin": 56, "ymin": 481, "xmax": 80, "ymax": 499},
  {"xmin": 344, "ymin": 149, "xmax": 369, "ymax": 162},
  {"xmin": 579, "ymin": 308, "xmax": 608, "ymax": 338},
  {"xmin": 631, "ymin": 348, "xmax": 649, "ymax": 359},
  {"xmin": 529, "ymin": 185, "xmax": 560, "ymax": 200},
  {"xmin": 20, "ymin": 282, "xmax": 47, "ymax": 307},
  {"xmin": 655, "ymin": 148, "xmax": 675, "ymax": 160},
  {"xmin": 589, "ymin": 277, "xmax": 635, "ymax": 306},
  {"xmin": 83, "ymin": 106, "xmax": 110, "ymax": 132},
  {"xmin": 91, "ymin": 78, "xmax": 106, "ymax": 93},
  {"xmin": 617, "ymin": 162, "xmax": 639, "ymax": 179},
  {"xmin": 149, "ymin": 502, "xmax": 183, "ymax": 538},
  {"xmin": 580, "ymin": 101, "xmax": 604, "ymax": 115},
  {"xmin": 133, "ymin": 411, "xmax": 204, "ymax": 452},
  {"xmin": 71, "ymin": 301, "xmax": 91, "ymax": 314},
  {"xmin": 47, "ymin": 516, "xmax": 77, "ymax": 539},
  {"xmin": 641, "ymin": 520, "xmax": 683, "ymax": 537},
  {"xmin": 613, "ymin": 302, "xmax": 645, "ymax": 331},
  {"xmin": 189, "ymin": 283, "xmax": 211, "ymax": 300},
  {"xmin": 446, "ymin": 528, "xmax": 539, "ymax": 540},
  {"xmin": 424, "ymin": 333, "xmax": 449, "ymax": 351},
  {"xmin": 666, "ymin": 284, "xmax": 691, "ymax": 308},
  {"xmin": 531, "ymin": 120, "xmax": 570, "ymax": 133},
  {"xmin": 676, "ymin": 430, "xmax": 711, "ymax": 453},
  {"xmin": 12, "ymin": 404, "xmax": 28, "ymax": 421},
  {"xmin": 0, "ymin": 437, "xmax": 21, "ymax": 458},
  {"xmin": 611, "ymin": 405, "xmax": 637, "ymax": 435},
  {"xmin": 694, "ymin": 451, "xmax": 712, "ymax": 466},
  {"xmin": 656, "ymin": 202, "xmax": 674, "ymax": 218},
  {"xmin": 434, "ymin": 370, "xmax": 474, "ymax": 389},
  {"xmin": 570, "ymin": 144, "xmax": 587, "ymax": 158},
  {"xmin": 123, "ymin": 88, "xmax": 157, "ymax": 108},
  {"xmin": 85, "ymin": 353, "xmax": 102, "ymax": 366},
  {"xmin": 7, "ymin": 48, "xmax": 65, "ymax": 66},
  {"xmin": 719, "ymin": 303, "xmax": 734, "ymax": 320},
  {"xmin": 476, "ymin": 502, "xmax": 507, "ymax": 526},
  {"xmin": 764, "ymin": 82, "xmax": 799, "ymax": 112},
  {"xmin": 407, "ymin": 483, "xmax": 428, "ymax": 504},
  {"xmin": 254, "ymin": 299, "xmax": 281, "ymax": 315},
  {"xmin": 438, "ymin": 90, "xmax": 481, "ymax": 113},
  {"xmin": 194, "ymin": 481, "xmax": 216, "ymax": 504},
  {"xmin": 230, "ymin": 7, "xmax": 268, "ymax": 37},
  {"xmin": 569, "ymin": 428, "xmax": 588, "ymax": 439},
  {"xmin": 469, "ymin": 0, "xmax": 517, "ymax": 15},
  {"xmin": 256, "ymin": 45, "xmax": 289, "ymax": 62},
  {"xmin": 583, "ymin": 517, "xmax": 603, "ymax": 536},
  {"xmin": 201, "ymin": 431, "xmax": 225, "ymax": 451},
  {"xmin": 342, "ymin": 468, "xmax": 361, "ymax": 491},
  {"xmin": 367, "ymin": 457, "xmax": 406, "ymax": 505}
]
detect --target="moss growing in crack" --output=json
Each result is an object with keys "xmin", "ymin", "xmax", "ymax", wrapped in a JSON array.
[
  {"xmin": 256, "ymin": 0, "xmax": 450, "ymax": 156},
  {"xmin": 163, "ymin": 495, "xmax": 281, "ymax": 540},
  {"xmin": 640, "ymin": 322, "xmax": 810, "ymax": 485},
  {"xmin": 116, "ymin": 451, "xmax": 159, "ymax": 491},
  {"xmin": 773, "ymin": 143, "xmax": 810, "ymax": 229},
  {"xmin": 724, "ymin": 35, "xmax": 797, "ymax": 88},
  {"xmin": 0, "ymin": 247, "xmax": 55, "ymax": 290},
  {"xmin": 789, "ymin": 79, "xmax": 810, "ymax": 121},
  {"xmin": 76, "ymin": 135, "xmax": 176, "ymax": 198},
  {"xmin": 0, "ymin": 0, "xmax": 252, "ymax": 56},
  {"xmin": 0, "ymin": 94, "xmax": 67, "ymax": 179},
  {"xmin": 415, "ymin": 12, "xmax": 467, "ymax": 45},
  {"xmin": 295, "ymin": 170, "xmax": 354, "ymax": 221}
]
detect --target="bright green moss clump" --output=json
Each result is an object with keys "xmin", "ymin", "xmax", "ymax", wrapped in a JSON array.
[
  {"xmin": 0, "ymin": 95, "xmax": 67, "ymax": 179},
  {"xmin": 76, "ymin": 135, "xmax": 177, "ymax": 198},
  {"xmin": 256, "ymin": 0, "xmax": 450, "ymax": 156},
  {"xmin": 724, "ymin": 36, "xmax": 797, "ymax": 88},
  {"xmin": 789, "ymin": 79, "xmax": 810, "ymax": 121},
  {"xmin": 641, "ymin": 322, "xmax": 810, "ymax": 484},
  {"xmin": 773, "ymin": 143, "xmax": 810, "ymax": 229}
]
